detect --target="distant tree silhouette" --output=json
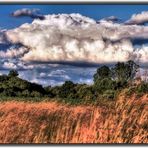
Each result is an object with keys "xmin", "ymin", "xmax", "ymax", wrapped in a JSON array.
[
  {"xmin": 8, "ymin": 70, "xmax": 19, "ymax": 77},
  {"xmin": 112, "ymin": 60, "xmax": 139, "ymax": 82},
  {"xmin": 59, "ymin": 81, "xmax": 76, "ymax": 99},
  {"xmin": 93, "ymin": 65, "xmax": 111, "ymax": 83}
]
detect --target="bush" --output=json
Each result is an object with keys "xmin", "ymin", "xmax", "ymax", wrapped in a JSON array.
[
  {"xmin": 125, "ymin": 87, "xmax": 135, "ymax": 96},
  {"xmin": 0, "ymin": 73, "xmax": 46, "ymax": 98},
  {"xmin": 22, "ymin": 90, "xmax": 30, "ymax": 97},
  {"xmin": 76, "ymin": 85, "xmax": 95, "ymax": 100},
  {"xmin": 8, "ymin": 70, "xmax": 19, "ymax": 77},
  {"xmin": 125, "ymin": 82, "xmax": 148, "ymax": 97},
  {"xmin": 31, "ymin": 91, "xmax": 42, "ymax": 97},
  {"xmin": 58, "ymin": 81, "xmax": 76, "ymax": 99},
  {"xmin": 102, "ymin": 90, "xmax": 116, "ymax": 100},
  {"xmin": 136, "ymin": 82, "xmax": 148, "ymax": 95},
  {"xmin": 94, "ymin": 78, "xmax": 116, "ymax": 93}
]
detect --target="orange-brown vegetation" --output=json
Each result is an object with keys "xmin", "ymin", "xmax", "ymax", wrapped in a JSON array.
[{"xmin": 0, "ymin": 94, "xmax": 147, "ymax": 144}]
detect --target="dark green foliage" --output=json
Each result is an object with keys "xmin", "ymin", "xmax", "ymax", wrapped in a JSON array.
[
  {"xmin": 125, "ymin": 81, "xmax": 148, "ymax": 97},
  {"xmin": 59, "ymin": 81, "xmax": 76, "ymax": 99},
  {"xmin": 76, "ymin": 84, "xmax": 95, "ymax": 100},
  {"xmin": 8, "ymin": 70, "xmax": 19, "ymax": 77},
  {"xmin": 0, "ymin": 60, "xmax": 147, "ymax": 105},
  {"xmin": 112, "ymin": 60, "xmax": 139, "ymax": 82},
  {"xmin": 93, "ymin": 65, "xmax": 117, "ymax": 96},
  {"xmin": 93, "ymin": 65, "xmax": 111, "ymax": 82},
  {"xmin": 126, "ymin": 60, "xmax": 139, "ymax": 81},
  {"xmin": 114, "ymin": 80, "xmax": 128, "ymax": 90},
  {"xmin": 93, "ymin": 60, "xmax": 139, "ymax": 96},
  {"xmin": 0, "ymin": 71, "xmax": 46, "ymax": 98},
  {"xmin": 101, "ymin": 90, "xmax": 116, "ymax": 100},
  {"xmin": 0, "ymin": 75, "xmax": 8, "ymax": 82},
  {"xmin": 44, "ymin": 86, "xmax": 55, "ymax": 98},
  {"xmin": 135, "ymin": 82, "xmax": 148, "ymax": 95},
  {"xmin": 94, "ymin": 78, "xmax": 116, "ymax": 92}
]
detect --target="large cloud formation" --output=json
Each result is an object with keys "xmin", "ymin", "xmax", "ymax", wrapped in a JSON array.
[
  {"xmin": 4, "ymin": 13, "xmax": 148, "ymax": 66},
  {"xmin": 1, "ymin": 12, "xmax": 148, "ymax": 85}
]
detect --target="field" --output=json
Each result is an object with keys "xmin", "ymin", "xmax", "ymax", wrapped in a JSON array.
[{"xmin": 0, "ymin": 93, "xmax": 147, "ymax": 144}]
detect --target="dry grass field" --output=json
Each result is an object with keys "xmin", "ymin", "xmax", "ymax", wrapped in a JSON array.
[{"xmin": 0, "ymin": 94, "xmax": 147, "ymax": 144}]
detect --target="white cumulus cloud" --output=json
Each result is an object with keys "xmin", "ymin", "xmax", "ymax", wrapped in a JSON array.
[
  {"xmin": 3, "ymin": 61, "xmax": 17, "ymax": 69},
  {"xmin": 125, "ymin": 11, "xmax": 148, "ymax": 25},
  {"xmin": 0, "ymin": 46, "xmax": 28, "ymax": 58},
  {"xmin": 4, "ymin": 13, "xmax": 148, "ymax": 66}
]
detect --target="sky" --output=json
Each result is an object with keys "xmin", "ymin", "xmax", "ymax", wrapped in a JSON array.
[
  {"xmin": 0, "ymin": 4, "xmax": 148, "ymax": 86},
  {"xmin": 0, "ymin": 4, "xmax": 148, "ymax": 29}
]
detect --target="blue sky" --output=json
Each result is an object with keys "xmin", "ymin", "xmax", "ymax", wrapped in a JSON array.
[{"xmin": 0, "ymin": 4, "xmax": 148, "ymax": 29}]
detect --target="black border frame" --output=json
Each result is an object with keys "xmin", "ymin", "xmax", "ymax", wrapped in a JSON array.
[{"xmin": 1, "ymin": 1, "xmax": 148, "ymax": 4}]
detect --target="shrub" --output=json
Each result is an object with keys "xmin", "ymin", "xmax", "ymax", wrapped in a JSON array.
[
  {"xmin": 8, "ymin": 70, "xmax": 19, "ymax": 77},
  {"xmin": 136, "ymin": 82, "xmax": 148, "ymax": 95},
  {"xmin": 94, "ymin": 78, "xmax": 116, "ymax": 93},
  {"xmin": 31, "ymin": 91, "xmax": 42, "ymax": 98},
  {"xmin": 102, "ymin": 90, "xmax": 116, "ymax": 100},
  {"xmin": 58, "ymin": 81, "xmax": 76, "ymax": 99},
  {"xmin": 76, "ymin": 85, "xmax": 95, "ymax": 100}
]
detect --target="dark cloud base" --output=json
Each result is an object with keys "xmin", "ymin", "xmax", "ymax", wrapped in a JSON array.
[{"xmin": 30, "ymin": 61, "xmax": 116, "ymax": 68}]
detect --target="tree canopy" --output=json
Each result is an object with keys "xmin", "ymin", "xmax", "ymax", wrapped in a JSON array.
[
  {"xmin": 93, "ymin": 65, "xmax": 111, "ymax": 82},
  {"xmin": 8, "ymin": 70, "xmax": 19, "ymax": 77},
  {"xmin": 112, "ymin": 60, "xmax": 139, "ymax": 82},
  {"xmin": 0, "ymin": 60, "xmax": 147, "ymax": 103}
]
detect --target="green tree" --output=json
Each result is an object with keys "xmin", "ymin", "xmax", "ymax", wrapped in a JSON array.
[
  {"xmin": 112, "ymin": 62, "xmax": 126, "ymax": 82},
  {"xmin": 94, "ymin": 78, "xmax": 116, "ymax": 93},
  {"xmin": 93, "ymin": 65, "xmax": 116, "ymax": 95},
  {"xmin": 93, "ymin": 65, "xmax": 111, "ymax": 83},
  {"xmin": 76, "ymin": 85, "xmax": 95, "ymax": 100},
  {"xmin": 112, "ymin": 60, "xmax": 139, "ymax": 83},
  {"xmin": 125, "ymin": 60, "xmax": 139, "ymax": 81},
  {"xmin": 59, "ymin": 81, "xmax": 76, "ymax": 99},
  {"xmin": 8, "ymin": 70, "xmax": 19, "ymax": 77}
]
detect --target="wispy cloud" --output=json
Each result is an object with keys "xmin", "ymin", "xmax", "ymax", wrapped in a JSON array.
[
  {"xmin": 99, "ymin": 16, "xmax": 120, "ymax": 23},
  {"xmin": 11, "ymin": 8, "xmax": 45, "ymax": 20}
]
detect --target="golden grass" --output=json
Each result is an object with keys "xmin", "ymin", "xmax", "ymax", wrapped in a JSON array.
[{"xmin": 0, "ymin": 94, "xmax": 147, "ymax": 144}]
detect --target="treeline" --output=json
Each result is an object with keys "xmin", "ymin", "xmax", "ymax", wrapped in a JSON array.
[
  {"xmin": 0, "ymin": 60, "xmax": 148, "ymax": 104},
  {"xmin": 0, "ymin": 70, "xmax": 46, "ymax": 98}
]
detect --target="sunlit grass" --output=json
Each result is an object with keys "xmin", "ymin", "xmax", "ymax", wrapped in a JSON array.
[{"xmin": 0, "ymin": 93, "xmax": 147, "ymax": 143}]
